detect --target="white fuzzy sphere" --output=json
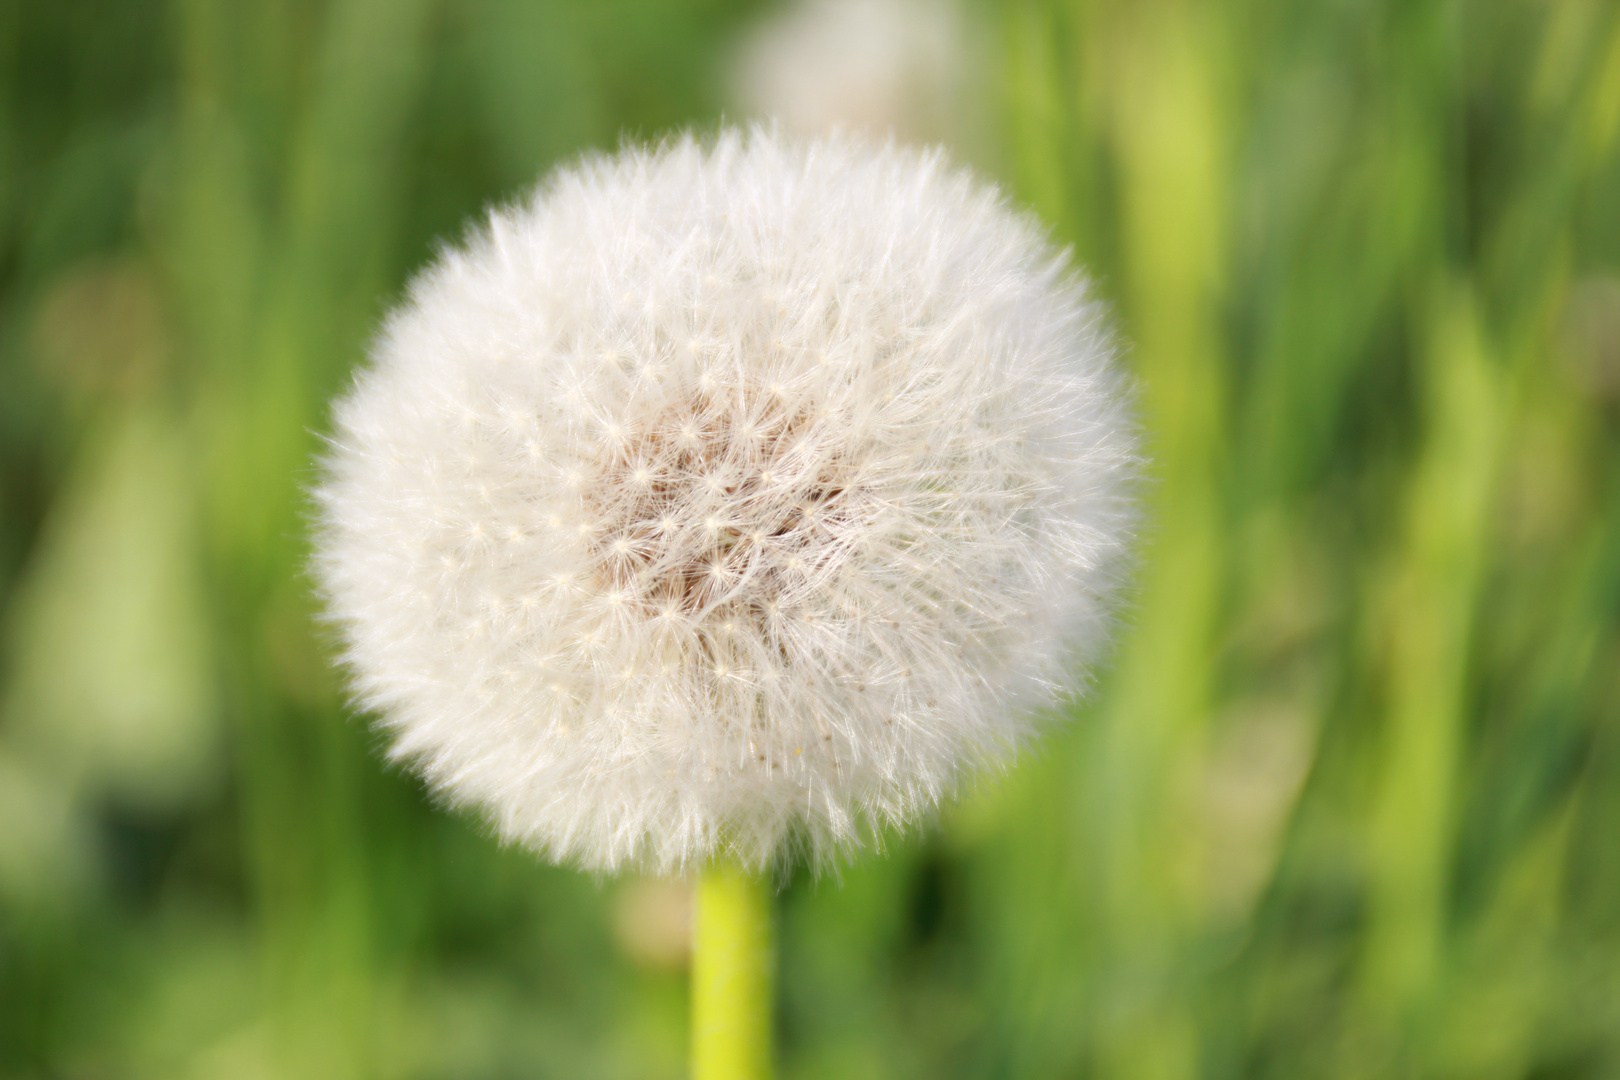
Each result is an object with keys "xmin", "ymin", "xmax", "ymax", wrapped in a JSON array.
[{"xmin": 314, "ymin": 127, "xmax": 1137, "ymax": 873}]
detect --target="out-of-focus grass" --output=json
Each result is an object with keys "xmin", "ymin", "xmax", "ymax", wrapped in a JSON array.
[{"xmin": 2, "ymin": 1, "xmax": 1618, "ymax": 1078}]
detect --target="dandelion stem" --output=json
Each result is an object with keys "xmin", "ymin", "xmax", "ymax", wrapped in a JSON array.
[{"xmin": 692, "ymin": 858, "xmax": 773, "ymax": 1080}]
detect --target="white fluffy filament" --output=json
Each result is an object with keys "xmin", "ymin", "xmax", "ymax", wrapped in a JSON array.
[{"xmin": 313, "ymin": 127, "xmax": 1138, "ymax": 873}]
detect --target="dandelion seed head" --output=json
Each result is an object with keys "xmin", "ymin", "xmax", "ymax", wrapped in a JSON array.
[{"xmin": 313, "ymin": 127, "xmax": 1137, "ymax": 873}]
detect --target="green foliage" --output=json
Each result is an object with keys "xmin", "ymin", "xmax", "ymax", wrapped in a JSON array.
[{"xmin": 1, "ymin": 0, "xmax": 1617, "ymax": 1077}]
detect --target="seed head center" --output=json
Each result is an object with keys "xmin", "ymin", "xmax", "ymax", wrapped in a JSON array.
[{"xmin": 579, "ymin": 390, "xmax": 852, "ymax": 623}]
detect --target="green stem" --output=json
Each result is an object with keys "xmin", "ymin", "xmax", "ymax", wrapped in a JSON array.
[{"xmin": 692, "ymin": 859, "xmax": 774, "ymax": 1080}]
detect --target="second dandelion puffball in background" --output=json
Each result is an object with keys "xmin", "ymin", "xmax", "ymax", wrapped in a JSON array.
[{"xmin": 314, "ymin": 128, "xmax": 1138, "ymax": 873}]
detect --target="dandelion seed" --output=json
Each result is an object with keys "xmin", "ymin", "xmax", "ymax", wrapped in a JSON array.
[{"xmin": 312, "ymin": 126, "xmax": 1137, "ymax": 874}]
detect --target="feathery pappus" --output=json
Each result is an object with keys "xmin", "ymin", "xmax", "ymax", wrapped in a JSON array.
[{"xmin": 313, "ymin": 126, "xmax": 1138, "ymax": 873}]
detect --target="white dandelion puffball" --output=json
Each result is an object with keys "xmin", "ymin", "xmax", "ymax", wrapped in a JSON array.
[{"xmin": 315, "ymin": 128, "xmax": 1137, "ymax": 873}]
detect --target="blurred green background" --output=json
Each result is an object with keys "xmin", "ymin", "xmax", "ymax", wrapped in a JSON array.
[{"xmin": 3, "ymin": 0, "xmax": 1619, "ymax": 1077}]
